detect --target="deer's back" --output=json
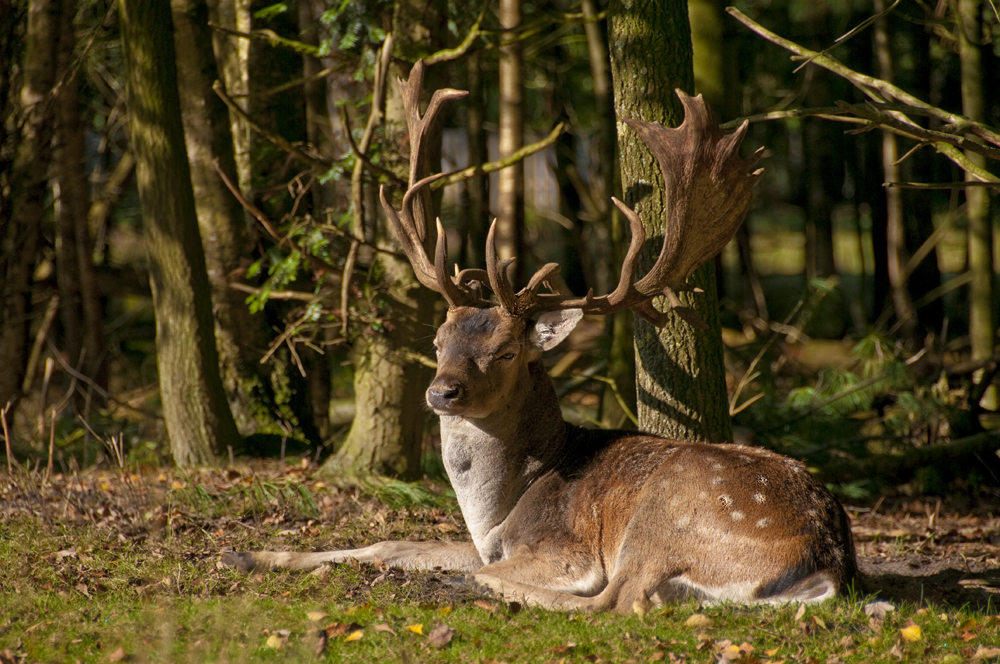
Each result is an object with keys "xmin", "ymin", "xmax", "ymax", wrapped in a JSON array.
[{"xmin": 505, "ymin": 428, "xmax": 858, "ymax": 599}]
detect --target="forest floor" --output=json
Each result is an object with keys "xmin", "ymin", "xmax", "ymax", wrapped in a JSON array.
[{"xmin": 1, "ymin": 460, "xmax": 999, "ymax": 663}]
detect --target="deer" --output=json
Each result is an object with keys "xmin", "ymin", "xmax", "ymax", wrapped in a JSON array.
[{"xmin": 222, "ymin": 62, "xmax": 858, "ymax": 613}]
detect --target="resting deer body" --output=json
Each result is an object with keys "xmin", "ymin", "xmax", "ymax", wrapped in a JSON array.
[{"xmin": 222, "ymin": 63, "xmax": 858, "ymax": 612}]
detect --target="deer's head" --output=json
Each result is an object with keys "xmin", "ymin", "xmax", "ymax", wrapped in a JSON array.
[{"xmin": 382, "ymin": 62, "xmax": 762, "ymax": 419}]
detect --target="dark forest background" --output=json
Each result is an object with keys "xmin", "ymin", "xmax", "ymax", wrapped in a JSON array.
[{"xmin": 1, "ymin": 0, "xmax": 998, "ymax": 500}]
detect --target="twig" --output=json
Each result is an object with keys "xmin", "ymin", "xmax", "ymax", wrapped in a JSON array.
[
  {"xmin": 21, "ymin": 294, "xmax": 60, "ymax": 393},
  {"xmin": 431, "ymin": 123, "xmax": 567, "ymax": 189},
  {"xmin": 211, "ymin": 160, "xmax": 343, "ymax": 278},
  {"xmin": 207, "ymin": 22, "xmax": 321, "ymax": 56},
  {"xmin": 791, "ymin": 0, "xmax": 903, "ymax": 73},
  {"xmin": 886, "ymin": 181, "xmax": 1000, "ymax": 190},
  {"xmin": 229, "ymin": 282, "xmax": 328, "ymax": 302},
  {"xmin": 212, "ymin": 80, "xmax": 331, "ymax": 169},
  {"xmin": 726, "ymin": 7, "xmax": 1000, "ymax": 148},
  {"xmin": 424, "ymin": 9, "xmax": 486, "ymax": 65},
  {"xmin": 2, "ymin": 402, "xmax": 16, "ymax": 473},
  {"xmin": 719, "ymin": 106, "xmax": 860, "ymax": 130}
]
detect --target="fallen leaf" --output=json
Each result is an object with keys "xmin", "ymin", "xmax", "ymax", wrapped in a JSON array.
[
  {"xmin": 548, "ymin": 643, "xmax": 577, "ymax": 654},
  {"xmin": 888, "ymin": 641, "xmax": 904, "ymax": 660},
  {"xmin": 344, "ymin": 630, "xmax": 363, "ymax": 642},
  {"xmin": 812, "ymin": 615, "xmax": 827, "ymax": 630},
  {"xmin": 960, "ymin": 630, "xmax": 978, "ymax": 641},
  {"xmin": 265, "ymin": 634, "xmax": 287, "ymax": 649},
  {"xmin": 863, "ymin": 601, "xmax": 895, "ymax": 619},
  {"xmin": 436, "ymin": 522, "xmax": 459, "ymax": 533},
  {"xmin": 315, "ymin": 632, "xmax": 328, "ymax": 657},
  {"xmin": 794, "ymin": 604, "xmax": 806, "ymax": 621},
  {"xmin": 374, "ymin": 623, "xmax": 397, "ymax": 636},
  {"xmin": 474, "ymin": 600, "xmax": 497, "ymax": 613},
  {"xmin": 684, "ymin": 613, "xmax": 714, "ymax": 629},
  {"xmin": 426, "ymin": 623, "xmax": 455, "ymax": 648},
  {"xmin": 306, "ymin": 611, "xmax": 328, "ymax": 622},
  {"xmin": 75, "ymin": 583, "xmax": 91, "ymax": 598},
  {"xmin": 405, "ymin": 624, "xmax": 423, "ymax": 635},
  {"xmin": 438, "ymin": 606, "xmax": 453, "ymax": 617},
  {"xmin": 973, "ymin": 646, "xmax": 1000, "ymax": 660},
  {"xmin": 108, "ymin": 646, "xmax": 126, "ymax": 662},
  {"xmin": 900, "ymin": 623, "xmax": 922, "ymax": 642},
  {"xmin": 765, "ymin": 648, "xmax": 780, "ymax": 657}
]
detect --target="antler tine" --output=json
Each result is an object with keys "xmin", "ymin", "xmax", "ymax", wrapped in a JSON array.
[
  {"xmin": 485, "ymin": 220, "xmax": 518, "ymax": 313},
  {"xmin": 519, "ymin": 91, "xmax": 760, "ymax": 326},
  {"xmin": 433, "ymin": 218, "xmax": 474, "ymax": 307}
]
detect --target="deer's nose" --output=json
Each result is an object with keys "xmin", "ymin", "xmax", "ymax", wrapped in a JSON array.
[{"xmin": 427, "ymin": 380, "xmax": 466, "ymax": 408}]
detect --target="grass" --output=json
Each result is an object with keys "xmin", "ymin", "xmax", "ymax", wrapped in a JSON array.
[{"xmin": 1, "ymin": 462, "xmax": 999, "ymax": 663}]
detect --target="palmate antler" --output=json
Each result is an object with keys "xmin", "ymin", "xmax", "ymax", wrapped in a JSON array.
[{"xmin": 382, "ymin": 63, "xmax": 762, "ymax": 328}]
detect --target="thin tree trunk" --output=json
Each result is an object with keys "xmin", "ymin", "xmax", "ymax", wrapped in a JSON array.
[
  {"xmin": 958, "ymin": 0, "xmax": 995, "ymax": 408},
  {"xmin": 172, "ymin": 0, "xmax": 291, "ymax": 439},
  {"xmin": 607, "ymin": 0, "xmax": 733, "ymax": 444},
  {"xmin": 459, "ymin": 50, "xmax": 488, "ymax": 269},
  {"xmin": 56, "ymin": 0, "xmax": 106, "ymax": 390},
  {"xmin": 874, "ymin": 0, "xmax": 916, "ymax": 333},
  {"xmin": 0, "ymin": 0, "xmax": 60, "ymax": 413},
  {"xmin": 581, "ymin": 0, "xmax": 636, "ymax": 428},
  {"xmin": 207, "ymin": 0, "xmax": 252, "ymax": 199},
  {"xmin": 120, "ymin": 0, "xmax": 241, "ymax": 466},
  {"xmin": 497, "ymin": 0, "xmax": 525, "ymax": 287}
]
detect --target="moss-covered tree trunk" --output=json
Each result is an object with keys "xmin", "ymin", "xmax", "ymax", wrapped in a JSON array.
[
  {"xmin": 120, "ymin": 0, "xmax": 241, "ymax": 466},
  {"xmin": 0, "ymin": 0, "xmax": 60, "ymax": 414},
  {"xmin": 171, "ymin": 0, "xmax": 289, "ymax": 438},
  {"xmin": 607, "ymin": 0, "xmax": 732, "ymax": 444}
]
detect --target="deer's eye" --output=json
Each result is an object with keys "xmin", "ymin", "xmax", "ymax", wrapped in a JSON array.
[{"xmin": 499, "ymin": 352, "xmax": 516, "ymax": 361}]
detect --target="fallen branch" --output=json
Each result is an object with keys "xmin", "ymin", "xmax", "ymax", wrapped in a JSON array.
[{"xmin": 818, "ymin": 431, "xmax": 1000, "ymax": 485}]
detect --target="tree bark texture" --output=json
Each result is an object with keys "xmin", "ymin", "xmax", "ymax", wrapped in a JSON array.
[
  {"xmin": 172, "ymin": 0, "xmax": 290, "ymax": 438},
  {"xmin": 0, "ymin": 0, "xmax": 60, "ymax": 413},
  {"xmin": 120, "ymin": 0, "xmax": 241, "ymax": 466},
  {"xmin": 496, "ymin": 0, "xmax": 525, "ymax": 287},
  {"xmin": 607, "ymin": 0, "xmax": 733, "ymax": 444}
]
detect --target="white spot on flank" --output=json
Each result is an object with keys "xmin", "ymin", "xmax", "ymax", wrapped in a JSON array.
[
  {"xmin": 718, "ymin": 495, "xmax": 734, "ymax": 509},
  {"xmin": 757, "ymin": 475, "xmax": 769, "ymax": 486},
  {"xmin": 711, "ymin": 461, "xmax": 725, "ymax": 471},
  {"xmin": 752, "ymin": 493, "xmax": 766, "ymax": 504},
  {"xmin": 756, "ymin": 518, "xmax": 770, "ymax": 528},
  {"xmin": 711, "ymin": 476, "xmax": 724, "ymax": 486},
  {"xmin": 731, "ymin": 511, "xmax": 744, "ymax": 521}
]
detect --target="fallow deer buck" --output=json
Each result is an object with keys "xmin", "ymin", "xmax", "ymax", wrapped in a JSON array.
[{"xmin": 223, "ymin": 63, "xmax": 858, "ymax": 612}]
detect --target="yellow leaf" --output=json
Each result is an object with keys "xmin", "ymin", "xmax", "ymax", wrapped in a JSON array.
[
  {"xmin": 306, "ymin": 611, "xmax": 328, "ymax": 622},
  {"xmin": 900, "ymin": 624, "xmax": 922, "ymax": 642},
  {"xmin": 765, "ymin": 648, "xmax": 780, "ymax": 657},
  {"xmin": 438, "ymin": 606, "xmax": 453, "ymax": 617},
  {"xmin": 170, "ymin": 480, "xmax": 185, "ymax": 490},
  {"xmin": 406, "ymin": 624, "xmax": 423, "ymax": 634},
  {"xmin": 344, "ymin": 630, "xmax": 363, "ymax": 642},
  {"xmin": 265, "ymin": 634, "xmax": 286, "ymax": 649},
  {"xmin": 684, "ymin": 614, "xmax": 714, "ymax": 628}
]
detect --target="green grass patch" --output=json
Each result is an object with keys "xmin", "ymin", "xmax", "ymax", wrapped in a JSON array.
[{"xmin": 2, "ymin": 465, "xmax": 998, "ymax": 663}]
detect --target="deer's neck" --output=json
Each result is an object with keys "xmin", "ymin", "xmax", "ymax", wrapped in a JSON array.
[{"xmin": 439, "ymin": 361, "xmax": 567, "ymax": 563}]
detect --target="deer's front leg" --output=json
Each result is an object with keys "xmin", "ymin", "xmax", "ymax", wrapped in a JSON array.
[
  {"xmin": 222, "ymin": 540, "xmax": 483, "ymax": 574},
  {"xmin": 468, "ymin": 544, "xmax": 609, "ymax": 608}
]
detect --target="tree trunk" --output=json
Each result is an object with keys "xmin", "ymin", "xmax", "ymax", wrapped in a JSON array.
[
  {"xmin": 496, "ymin": 0, "xmax": 525, "ymax": 287},
  {"xmin": 874, "ymin": 0, "xmax": 916, "ymax": 334},
  {"xmin": 119, "ymin": 0, "xmax": 241, "ymax": 466},
  {"xmin": 607, "ymin": 0, "xmax": 732, "ymax": 444},
  {"xmin": 171, "ymin": 0, "xmax": 293, "ymax": 439},
  {"xmin": 958, "ymin": 0, "xmax": 996, "ymax": 408},
  {"xmin": 56, "ymin": 0, "xmax": 106, "ymax": 391},
  {"xmin": 0, "ymin": 0, "xmax": 60, "ymax": 414},
  {"xmin": 207, "ymin": 0, "xmax": 252, "ymax": 199},
  {"xmin": 459, "ymin": 50, "xmax": 489, "ymax": 269}
]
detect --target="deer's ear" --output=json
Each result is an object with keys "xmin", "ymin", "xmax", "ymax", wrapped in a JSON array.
[{"xmin": 529, "ymin": 309, "xmax": 583, "ymax": 351}]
